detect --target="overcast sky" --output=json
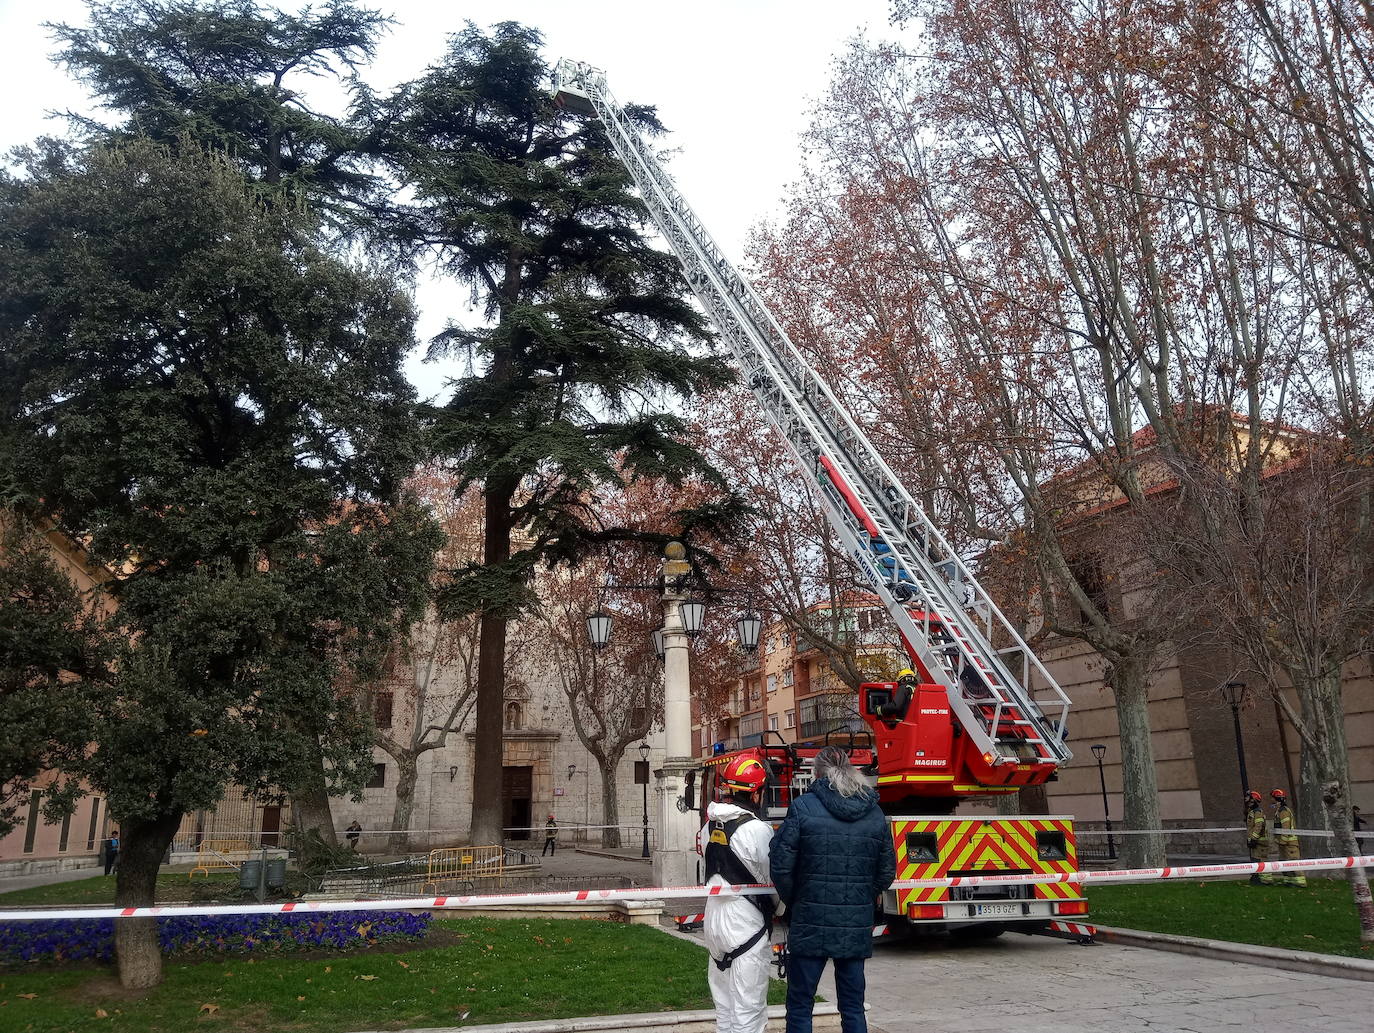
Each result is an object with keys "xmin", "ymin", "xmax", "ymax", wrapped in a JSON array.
[{"xmin": 0, "ymin": 0, "xmax": 897, "ymax": 399}]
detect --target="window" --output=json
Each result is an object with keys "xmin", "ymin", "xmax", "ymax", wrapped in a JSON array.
[
  {"xmin": 366, "ymin": 763, "xmax": 386, "ymax": 788},
  {"xmin": 1067, "ymin": 553, "xmax": 1110, "ymax": 625},
  {"xmin": 766, "ymin": 674, "xmax": 777, "ymax": 694},
  {"xmin": 85, "ymin": 798, "xmax": 102, "ymax": 851},
  {"xmin": 22, "ymin": 790, "xmax": 40, "ymax": 854},
  {"xmin": 769, "ymin": 714, "xmax": 779, "ymax": 732},
  {"xmin": 785, "ymin": 709, "xmax": 795, "ymax": 729},
  {"xmin": 783, "ymin": 668, "xmax": 794, "ymax": 687},
  {"xmin": 372, "ymin": 691, "xmax": 393, "ymax": 730},
  {"xmin": 783, "ymin": 631, "xmax": 793, "ymax": 648},
  {"xmin": 504, "ymin": 701, "xmax": 523, "ymax": 730}
]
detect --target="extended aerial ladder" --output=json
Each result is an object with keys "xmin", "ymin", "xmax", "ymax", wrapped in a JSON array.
[{"xmin": 552, "ymin": 61, "xmax": 1072, "ymax": 800}]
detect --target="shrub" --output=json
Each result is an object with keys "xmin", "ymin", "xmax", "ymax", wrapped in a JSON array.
[{"xmin": 0, "ymin": 910, "xmax": 430, "ymax": 966}]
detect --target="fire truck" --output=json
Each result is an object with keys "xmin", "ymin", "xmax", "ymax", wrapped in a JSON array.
[{"xmin": 553, "ymin": 62, "xmax": 1088, "ymax": 937}]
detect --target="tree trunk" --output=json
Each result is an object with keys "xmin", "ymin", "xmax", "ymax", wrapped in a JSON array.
[
  {"xmin": 1321, "ymin": 780, "xmax": 1374, "ymax": 943},
  {"xmin": 1296, "ymin": 671, "xmax": 1349, "ymax": 846},
  {"xmin": 389, "ymin": 754, "xmax": 419, "ymax": 852},
  {"xmin": 1111, "ymin": 658, "xmax": 1166, "ymax": 868},
  {"xmin": 288, "ymin": 783, "xmax": 338, "ymax": 849},
  {"xmin": 599, "ymin": 754, "xmax": 622, "ymax": 849},
  {"xmin": 470, "ymin": 480, "xmax": 515, "ymax": 847},
  {"xmin": 113, "ymin": 809, "xmax": 183, "ymax": 989}
]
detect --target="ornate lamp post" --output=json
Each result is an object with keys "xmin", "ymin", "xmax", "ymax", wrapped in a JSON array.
[
  {"xmin": 637, "ymin": 741, "xmax": 652, "ymax": 858},
  {"xmin": 1091, "ymin": 743, "xmax": 1116, "ymax": 860},
  {"xmin": 1220, "ymin": 681, "xmax": 1250, "ymax": 795}
]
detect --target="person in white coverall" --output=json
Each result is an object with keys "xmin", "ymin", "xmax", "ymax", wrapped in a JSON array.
[{"xmin": 697, "ymin": 753, "xmax": 776, "ymax": 1033}]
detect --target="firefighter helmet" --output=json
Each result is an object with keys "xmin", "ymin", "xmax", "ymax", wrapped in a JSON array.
[
  {"xmin": 1270, "ymin": 788, "xmax": 1287, "ymax": 800},
  {"xmin": 720, "ymin": 755, "xmax": 767, "ymax": 794},
  {"xmin": 897, "ymin": 668, "xmax": 917, "ymax": 684},
  {"xmin": 1246, "ymin": 790, "xmax": 1262, "ymax": 803}
]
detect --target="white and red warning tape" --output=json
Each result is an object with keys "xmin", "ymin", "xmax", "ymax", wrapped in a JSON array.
[{"xmin": 3, "ymin": 854, "xmax": 1371, "ymax": 923}]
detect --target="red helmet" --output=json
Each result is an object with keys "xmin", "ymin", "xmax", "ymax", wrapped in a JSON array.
[
  {"xmin": 1246, "ymin": 790, "xmax": 1261, "ymax": 803},
  {"xmin": 720, "ymin": 754, "xmax": 768, "ymax": 794},
  {"xmin": 1271, "ymin": 788, "xmax": 1287, "ymax": 800}
]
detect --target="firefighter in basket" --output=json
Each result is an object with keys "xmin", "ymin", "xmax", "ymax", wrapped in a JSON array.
[
  {"xmin": 1245, "ymin": 790, "xmax": 1270, "ymax": 885},
  {"xmin": 697, "ymin": 754, "xmax": 777, "ymax": 1033},
  {"xmin": 1270, "ymin": 788, "xmax": 1307, "ymax": 887}
]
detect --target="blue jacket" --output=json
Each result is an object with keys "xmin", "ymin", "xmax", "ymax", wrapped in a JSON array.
[{"xmin": 769, "ymin": 777, "xmax": 896, "ymax": 959}]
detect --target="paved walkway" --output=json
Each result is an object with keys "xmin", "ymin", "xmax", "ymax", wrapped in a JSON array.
[
  {"xmin": 0, "ymin": 864, "xmax": 105, "ymax": 896},
  {"xmin": 824, "ymin": 933, "xmax": 1368, "ymax": 1033}
]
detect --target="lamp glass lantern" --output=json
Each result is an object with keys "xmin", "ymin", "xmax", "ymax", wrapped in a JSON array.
[
  {"xmin": 735, "ymin": 613, "xmax": 762, "ymax": 652},
  {"xmin": 638, "ymin": 741, "xmax": 651, "ymax": 763},
  {"xmin": 586, "ymin": 611, "xmax": 613, "ymax": 650},
  {"xmin": 651, "ymin": 627, "xmax": 665, "ymax": 661},
  {"xmin": 680, "ymin": 600, "xmax": 706, "ymax": 636},
  {"xmin": 1090, "ymin": 743, "xmax": 1106, "ymax": 762},
  {"xmin": 1221, "ymin": 681, "xmax": 1247, "ymax": 707}
]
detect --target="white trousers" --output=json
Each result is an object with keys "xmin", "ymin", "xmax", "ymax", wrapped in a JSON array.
[{"xmin": 707, "ymin": 934, "xmax": 772, "ymax": 1033}]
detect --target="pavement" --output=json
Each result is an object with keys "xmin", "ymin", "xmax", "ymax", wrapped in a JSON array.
[
  {"xmin": 837, "ymin": 931, "xmax": 1371, "ymax": 1033},
  {"xmin": 0, "ymin": 863, "xmax": 108, "ymax": 895}
]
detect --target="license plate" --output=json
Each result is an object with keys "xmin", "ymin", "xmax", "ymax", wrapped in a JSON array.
[{"xmin": 974, "ymin": 903, "xmax": 1021, "ymax": 917}]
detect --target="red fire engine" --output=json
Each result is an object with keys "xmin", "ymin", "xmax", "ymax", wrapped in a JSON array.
[{"xmin": 554, "ymin": 61, "xmax": 1087, "ymax": 937}]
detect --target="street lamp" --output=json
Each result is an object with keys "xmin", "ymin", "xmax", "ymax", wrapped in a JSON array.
[
  {"xmin": 681, "ymin": 600, "xmax": 706, "ymax": 636},
  {"xmin": 1090, "ymin": 743, "xmax": 1116, "ymax": 860},
  {"xmin": 567, "ymin": 763, "xmax": 590, "ymax": 840},
  {"xmin": 1220, "ymin": 681, "xmax": 1251, "ymax": 796},
  {"xmin": 735, "ymin": 612, "xmax": 762, "ymax": 652},
  {"xmin": 638, "ymin": 741, "xmax": 651, "ymax": 858},
  {"xmin": 651, "ymin": 627, "xmax": 665, "ymax": 663},
  {"xmin": 586, "ymin": 611, "xmax": 613, "ymax": 650}
]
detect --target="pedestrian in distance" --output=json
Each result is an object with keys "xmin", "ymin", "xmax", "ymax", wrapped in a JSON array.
[
  {"xmin": 345, "ymin": 820, "xmax": 362, "ymax": 851},
  {"xmin": 103, "ymin": 829, "xmax": 120, "ymax": 876},
  {"xmin": 698, "ymin": 754, "xmax": 776, "ymax": 1033},
  {"xmin": 1354, "ymin": 805, "xmax": 1366, "ymax": 832},
  {"xmin": 1270, "ymin": 789, "xmax": 1306, "ymax": 887},
  {"xmin": 1244, "ymin": 790, "xmax": 1271, "ymax": 885},
  {"xmin": 542, "ymin": 813, "xmax": 558, "ymax": 856},
  {"xmin": 770, "ymin": 745, "xmax": 896, "ymax": 1033}
]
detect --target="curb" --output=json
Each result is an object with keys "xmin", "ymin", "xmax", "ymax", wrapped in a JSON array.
[
  {"xmin": 1094, "ymin": 925, "xmax": 1374, "ymax": 982},
  {"xmin": 349, "ymin": 1003, "xmax": 844, "ymax": 1033},
  {"xmin": 571, "ymin": 847, "xmax": 652, "ymax": 864}
]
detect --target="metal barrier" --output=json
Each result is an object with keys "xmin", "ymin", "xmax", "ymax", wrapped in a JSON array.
[{"xmin": 189, "ymin": 838, "xmax": 255, "ymax": 878}]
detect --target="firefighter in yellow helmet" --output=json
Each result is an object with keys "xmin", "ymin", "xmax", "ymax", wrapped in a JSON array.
[
  {"xmin": 697, "ymin": 753, "xmax": 776, "ymax": 1033},
  {"xmin": 1244, "ymin": 790, "xmax": 1271, "ymax": 885},
  {"xmin": 1270, "ymin": 789, "xmax": 1306, "ymax": 887}
]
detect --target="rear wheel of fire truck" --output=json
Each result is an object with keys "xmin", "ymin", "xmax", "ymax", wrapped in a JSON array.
[{"xmin": 949, "ymin": 923, "xmax": 1005, "ymax": 942}]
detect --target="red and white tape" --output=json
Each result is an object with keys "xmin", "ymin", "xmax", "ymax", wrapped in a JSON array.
[{"xmin": 3, "ymin": 854, "xmax": 1371, "ymax": 922}]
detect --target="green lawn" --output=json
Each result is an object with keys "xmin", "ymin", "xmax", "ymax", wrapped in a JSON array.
[
  {"xmin": 0, "ymin": 918, "xmax": 785, "ymax": 1032},
  {"xmin": 0, "ymin": 873, "xmax": 240, "ymax": 908},
  {"xmin": 1089, "ymin": 877, "xmax": 1374, "ymax": 958}
]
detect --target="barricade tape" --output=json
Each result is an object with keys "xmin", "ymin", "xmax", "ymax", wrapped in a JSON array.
[
  {"xmin": 2, "ymin": 854, "xmax": 1370, "ymax": 923},
  {"xmin": 1075, "ymin": 826, "xmax": 1372, "ymax": 839}
]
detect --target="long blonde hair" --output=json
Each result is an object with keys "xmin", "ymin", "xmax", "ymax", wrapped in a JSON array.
[{"xmin": 813, "ymin": 746, "xmax": 872, "ymax": 799}]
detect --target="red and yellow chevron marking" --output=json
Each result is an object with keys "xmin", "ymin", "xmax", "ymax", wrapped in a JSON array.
[{"xmin": 889, "ymin": 817, "xmax": 1086, "ymax": 914}]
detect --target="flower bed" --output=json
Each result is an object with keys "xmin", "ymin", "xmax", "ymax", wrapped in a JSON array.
[{"xmin": 0, "ymin": 910, "xmax": 430, "ymax": 965}]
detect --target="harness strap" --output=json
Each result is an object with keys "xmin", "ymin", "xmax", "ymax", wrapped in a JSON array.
[{"xmin": 713, "ymin": 920, "xmax": 770, "ymax": 971}]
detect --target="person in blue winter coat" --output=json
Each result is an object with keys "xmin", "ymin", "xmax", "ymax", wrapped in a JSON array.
[{"xmin": 770, "ymin": 746, "xmax": 896, "ymax": 1033}]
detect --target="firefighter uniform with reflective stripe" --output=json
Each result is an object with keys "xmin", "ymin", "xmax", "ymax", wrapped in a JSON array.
[
  {"xmin": 698, "ymin": 801, "xmax": 775, "ymax": 1033},
  {"xmin": 1272, "ymin": 798, "xmax": 1307, "ymax": 887},
  {"xmin": 1246, "ymin": 799, "xmax": 1270, "ymax": 885}
]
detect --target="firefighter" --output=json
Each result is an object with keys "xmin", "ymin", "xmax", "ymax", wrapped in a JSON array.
[
  {"xmin": 698, "ymin": 754, "xmax": 776, "ymax": 1033},
  {"xmin": 876, "ymin": 669, "xmax": 918, "ymax": 720},
  {"xmin": 1270, "ymin": 789, "xmax": 1307, "ymax": 887},
  {"xmin": 1245, "ymin": 790, "xmax": 1271, "ymax": 885}
]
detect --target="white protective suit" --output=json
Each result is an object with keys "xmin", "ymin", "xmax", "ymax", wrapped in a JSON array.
[{"xmin": 697, "ymin": 800, "xmax": 776, "ymax": 1033}]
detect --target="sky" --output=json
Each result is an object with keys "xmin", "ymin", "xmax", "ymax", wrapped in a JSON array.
[{"xmin": 0, "ymin": 0, "xmax": 898, "ymax": 400}]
